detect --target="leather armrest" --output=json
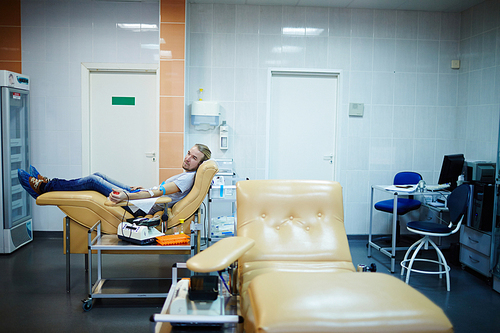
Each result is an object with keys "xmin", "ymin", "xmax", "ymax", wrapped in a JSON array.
[{"xmin": 186, "ymin": 236, "xmax": 255, "ymax": 273}]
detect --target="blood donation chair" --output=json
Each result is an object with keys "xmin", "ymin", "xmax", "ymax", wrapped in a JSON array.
[
  {"xmin": 185, "ymin": 180, "xmax": 453, "ymax": 333},
  {"xmin": 35, "ymin": 160, "xmax": 218, "ymax": 291}
]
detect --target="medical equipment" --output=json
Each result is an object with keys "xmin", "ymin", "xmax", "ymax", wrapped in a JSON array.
[
  {"xmin": 117, "ymin": 216, "xmax": 164, "ymax": 245},
  {"xmin": 0, "ymin": 70, "xmax": 32, "ymax": 253},
  {"xmin": 220, "ymin": 121, "xmax": 228, "ymax": 149}
]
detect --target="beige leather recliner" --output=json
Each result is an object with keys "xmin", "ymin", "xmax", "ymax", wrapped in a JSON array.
[
  {"xmin": 36, "ymin": 160, "xmax": 219, "ymax": 254},
  {"xmin": 187, "ymin": 180, "xmax": 453, "ymax": 333}
]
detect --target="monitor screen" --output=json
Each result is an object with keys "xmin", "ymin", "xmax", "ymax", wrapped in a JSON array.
[{"xmin": 438, "ymin": 154, "xmax": 465, "ymax": 190}]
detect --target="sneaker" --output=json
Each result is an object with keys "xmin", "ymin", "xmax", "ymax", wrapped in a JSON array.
[
  {"xmin": 18, "ymin": 169, "xmax": 46, "ymax": 199},
  {"xmin": 29, "ymin": 165, "xmax": 49, "ymax": 182}
]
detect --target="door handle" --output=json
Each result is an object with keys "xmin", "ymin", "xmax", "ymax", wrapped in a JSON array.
[
  {"xmin": 145, "ymin": 152, "xmax": 156, "ymax": 161},
  {"xmin": 323, "ymin": 154, "xmax": 333, "ymax": 164}
]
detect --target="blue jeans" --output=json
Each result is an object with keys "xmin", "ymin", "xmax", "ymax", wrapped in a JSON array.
[
  {"xmin": 43, "ymin": 173, "xmax": 146, "ymax": 216},
  {"xmin": 44, "ymin": 172, "xmax": 131, "ymax": 197}
]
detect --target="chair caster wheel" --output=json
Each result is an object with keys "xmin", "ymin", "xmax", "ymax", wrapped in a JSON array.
[{"xmin": 82, "ymin": 299, "xmax": 93, "ymax": 312}]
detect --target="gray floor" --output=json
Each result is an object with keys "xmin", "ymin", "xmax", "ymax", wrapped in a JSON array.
[{"xmin": 1, "ymin": 233, "xmax": 500, "ymax": 332}]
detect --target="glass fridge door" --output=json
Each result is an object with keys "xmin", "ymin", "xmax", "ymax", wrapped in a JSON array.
[
  {"xmin": 2, "ymin": 87, "xmax": 31, "ymax": 229},
  {"xmin": 493, "ymin": 116, "xmax": 500, "ymax": 279}
]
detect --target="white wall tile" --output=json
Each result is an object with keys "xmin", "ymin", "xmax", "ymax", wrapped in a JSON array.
[
  {"xmin": 214, "ymin": 4, "xmax": 236, "ymax": 33},
  {"xmin": 212, "ymin": 68, "xmax": 235, "ymax": 102},
  {"xmin": 414, "ymin": 106, "xmax": 437, "ymax": 139},
  {"xmin": 235, "ymin": 34, "xmax": 258, "ymax": 68},
  {"xmin": 415, "ymin": 73, "xmax": 438, "ymax": 106},
  {"xmin": 305, "ymin": 37, "xmax": 328, "ymax": 68},
  {"xmin": 437, "ymin": 74, "xmax": 458, "ymax": 107},
  {"xmin": 373, "ymin": 39, "xmax": 395, "ymax": 72},
  {"xmin": 327, "ymin": 37, "xmax": 350, "ymax": 69},
  {"xmin": 395, "ymin": 39, "xmax": 417, "ymax": 72},
  {"xmin": 350, "ymin": 38, "xmax": 373, "ymax": 71},
  {"xmin": 22, "ymin": 0, "xmax": 46, "ymax": 27},
  {"xmin": 396, "ymin": 10, "xmax": 418, "ymax": 39},
  {"xmin": 189, "ymin": 33, "xmax": 212, "ymax": 67},
  {"xmin": 236, "ymin": 5, "xmax": 259, "ymax": 34},
  {"xmin": 349, "ymin": 71, "xmax": 372, "ymax": 104},
  {"xmin": 305, "ymin": 7, "xmax": 329, "ymax": 37},
  {"xmin": 417, "ymin": 40, "xmax": 439, "ymax": 73},
  {"xmin": 283, "ymin": 6, "xmax": 305, "ymax": 34},
  {"xmin": 351, "ymin": 9, "xmax": 373, "ymax": 38},
  {"xmin": 393, "ymin": 106, "xmax": 415, "ymax": 139},
  {"xmin": 259, "ymin": 6, "xmax": 282, "ymax": 35},
  {"xmin": 213, "ymin": 33, "xmax": 236, "ymax": 67},
  {"xmin": 69, "ymin": 27, "xmax": 92, "ymax": 64},
  {"xmin": 417, "ymin": 12, "xmax": 441, "ymax": 40},
  {"xmin": 439, "ymin": 40, "xmax": 459, "ymax": 74},
  {"xmin": 371, "ymin": 72, "xmax": 394, "ymax": 105},
  {"xmin": 22, "ymin": 27, "xmax": 46, "ymax": 62},
  {"xmin": 329, "ymin": 8, "xmax": 351, "ymax": 37},
  {"xmin": 370, "ymin": 105, "xmax": 392, "ymax": 138},
  {"xmin": 190, "ymin": 4, "xmax": 213, "ymax": 33},
  {"xmin": 281, "ymin": 36, "xmax": 305, "ymax": 68},
  {"xmin": 374, "ymin": 10, "xmax": 396, "ymax": 39}
]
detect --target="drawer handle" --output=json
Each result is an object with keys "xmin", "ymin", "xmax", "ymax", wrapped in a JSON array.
[
  {"xmin": 468, "ymin": 236, "xmax": 479, "ymax": 244},
  {"xmin": 469, "ymin": 256, "xmax": 480, "ymax": 263}
]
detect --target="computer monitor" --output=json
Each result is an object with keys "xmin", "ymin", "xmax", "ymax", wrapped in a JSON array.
[{"xmin": 438, "ymin": 154, "xmax": 465, "ymax": 190}]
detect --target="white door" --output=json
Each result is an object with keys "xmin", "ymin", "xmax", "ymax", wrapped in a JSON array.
[
  {"xmin": 267, "ymin": 70, "xmax": 338, "ymax": 181},
  {"xmin": 87, "ymin": 70, "xmax": 158, "ymax": 188}
]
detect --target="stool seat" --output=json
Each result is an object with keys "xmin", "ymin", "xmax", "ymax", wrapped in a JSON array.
[{"xmin": 248, "ymin": 271, "xmax": 453, "ymax": 333}]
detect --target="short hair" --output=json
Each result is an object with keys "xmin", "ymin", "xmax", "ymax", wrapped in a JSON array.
[{"xmin": 195, "ymin": 143, "xmax": 211, "ymax": 163}]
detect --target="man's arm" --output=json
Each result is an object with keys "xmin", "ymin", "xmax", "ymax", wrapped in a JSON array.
[{"xmin": 108, "ymin": 182, "xmax": 180, "ymax": 203}]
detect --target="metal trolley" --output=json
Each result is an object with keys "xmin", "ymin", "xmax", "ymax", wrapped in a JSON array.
[{"xmin": 82, "ymin": 221, "xmax": 192, "ymax": 311}]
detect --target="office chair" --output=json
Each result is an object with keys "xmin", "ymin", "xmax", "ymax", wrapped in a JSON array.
[
  {"xmin": 373, "ymin": 171, "xmax": 422, "ymax": 245},
  {"xmin": 400, "ymin": 184, "xmax": 470, "ymax": 291}
]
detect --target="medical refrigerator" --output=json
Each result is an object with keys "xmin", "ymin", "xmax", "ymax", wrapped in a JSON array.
[{"xmin": 0, "ymin": 70, "xmax": 32, "ymax": 253}]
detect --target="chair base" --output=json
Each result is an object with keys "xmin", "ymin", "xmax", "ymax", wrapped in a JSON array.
[{"xmin": 401, "ymin": 236, "xmax": 451, "ymax": 291}]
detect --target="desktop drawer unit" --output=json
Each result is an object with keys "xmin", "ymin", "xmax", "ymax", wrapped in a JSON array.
[{"xmin": 460, "ymin": 225, "xmax": 492, "ymax": 277}]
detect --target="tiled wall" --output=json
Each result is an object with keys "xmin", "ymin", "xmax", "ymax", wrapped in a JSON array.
[
  {"xmin": 186, "ymin": 3, "xmax": 499, "ymax": 234},
  {"xmin": 459, "ymin": 1, "xmax": 500, "ymax": 161},
  {"xmin": 0, "ymin": 0, "xmax": 22, "ymax": 73},
  {"xmin": 159, "ymin": 0, "xmax": 186, "ymax": 181},
  {"xmin": 21, "ymin": 0, "xmax": 161, "ymax": 231}
]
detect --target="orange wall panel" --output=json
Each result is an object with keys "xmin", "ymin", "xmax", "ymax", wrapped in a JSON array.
[
  {"xmin": 0, "ymin": 0, "xmax": 21, "ymax": 26},
  {"xmin": 159, "ymin": 60, "xmax": 185, "ymax": 97},
  {"xmin": 159, "ymin": 133, "xmax": 185, "ymax": 168},
  {"xmin": 160, "ymin": 96, "xmax": 185, "ymax": 132},
  {"xmin": 159, "ymin": 0, "xmax": 186, "ymax": 184},
  {"xmin": 160, "ymin": 0, "xmax": 185, "ymax": 23},
  {"xmin": 160, "ymin": 23, "xmax": 185, "ymax": 60}
]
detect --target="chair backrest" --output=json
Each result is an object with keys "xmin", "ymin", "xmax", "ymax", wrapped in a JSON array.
[
  {"xmin": 447, "ymin": 184, "xmax": 470, "ymax": 225},
  {"xmin": 166, "ymin": 159, "xmax": 218, "ymax": 229},
  {"xmin": 394, "ymin": 171, "xmax": 422, "ymax": 185},
  {"xmin": 236, "ymin": 180, "xmax": 355, "ymax": 278}
]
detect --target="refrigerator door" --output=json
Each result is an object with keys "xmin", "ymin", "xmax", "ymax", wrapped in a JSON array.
[{"xmin": 2, "ymin": 87, "xmax": 31, "ymax": 229}]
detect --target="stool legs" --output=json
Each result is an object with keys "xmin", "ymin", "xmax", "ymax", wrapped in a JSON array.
[{"xmin": 400, "ymin": 236, "xmax": 451, "ymax": 291}]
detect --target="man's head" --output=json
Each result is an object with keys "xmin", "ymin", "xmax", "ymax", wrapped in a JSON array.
[{"xmin": 182, "ymin": 144, "xmax": 211, "ymax": 171}]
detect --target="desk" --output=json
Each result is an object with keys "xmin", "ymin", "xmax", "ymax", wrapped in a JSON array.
[{"xmin": 368, "ymin": 185, "xmax": 449, "ymax": 273}]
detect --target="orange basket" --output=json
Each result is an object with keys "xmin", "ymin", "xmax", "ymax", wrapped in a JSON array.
[{"xmin": 156, "ymin": 233, "xmax": 190, "ymax": 246}]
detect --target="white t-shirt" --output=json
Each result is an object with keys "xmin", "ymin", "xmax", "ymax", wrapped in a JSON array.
[{"xmin": 147, "ymin": 171, "xmax": 196, "ymax": 214}]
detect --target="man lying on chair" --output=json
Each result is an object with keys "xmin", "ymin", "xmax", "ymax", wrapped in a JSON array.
[{"xmin": 18, "ymin": 144, "xmax": 211, "ymax": 217}]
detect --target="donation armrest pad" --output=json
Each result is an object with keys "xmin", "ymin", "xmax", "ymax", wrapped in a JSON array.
[
  {"xmin": 104, "ymin": 196, "xmax": 172, "ymax": 207},
  {"xmin": 187, "ymin": 236, "xmax": 255, "ymax": 273}
]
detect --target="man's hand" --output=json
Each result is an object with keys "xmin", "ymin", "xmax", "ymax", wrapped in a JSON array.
[{"xmin": 108, "ymin": 189, "xmax": 126, "ymax": 203}]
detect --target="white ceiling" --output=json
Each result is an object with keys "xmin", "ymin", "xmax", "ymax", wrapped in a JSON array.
[{"xmin": 187, "ymin": 0, "xmax": 485, "ymax": 13}]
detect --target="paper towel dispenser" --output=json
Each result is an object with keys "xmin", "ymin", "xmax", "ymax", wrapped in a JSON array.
[{"xmin": 191, "ymin": 101, "xmax": 220, "ymax": 130}]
